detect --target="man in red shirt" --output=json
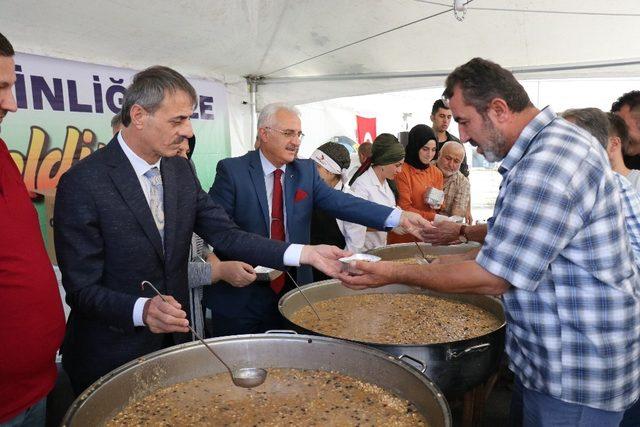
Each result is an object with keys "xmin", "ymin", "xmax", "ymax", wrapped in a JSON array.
[{"xmin": 0, "ymin": 32, "xmax": 65, "ymax": 426}]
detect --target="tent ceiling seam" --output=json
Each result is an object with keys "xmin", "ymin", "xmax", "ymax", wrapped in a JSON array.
[
  {"xmin": 258, "ymin": 57, "xmax": 640, "ymax": 85},
  {"xmin": 262, "ymin": 1, "xmax": 475, "ymax": 77},
  {"xmin": 415, "ymin": 0, "xmax": 640, "ymax": 17}
]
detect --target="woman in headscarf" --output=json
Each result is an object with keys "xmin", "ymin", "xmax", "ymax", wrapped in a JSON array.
[
  {"xmin": 342, "ymin": 133, "xmax": 405, "ymax": 253},
  {"xmin": 309, "ymin": 141, "xmax": 351, "ymax": 281},
  {"xmin": 388, "ymin": 124, "xmax": 444, "ymax": 244}
]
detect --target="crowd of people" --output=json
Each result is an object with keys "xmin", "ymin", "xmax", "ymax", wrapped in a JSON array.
[{"xmin": 3, "ymin": 27, "xmax": 640, "ymax": 426}]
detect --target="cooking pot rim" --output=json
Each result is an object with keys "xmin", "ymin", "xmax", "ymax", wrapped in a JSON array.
[
  {"xmin": 63, "ymin": 333, "xmax": 451, "ymax": 426},
  {"xmin": 278, "ymin": 281, "xmax": 506, "ymax": 348}
]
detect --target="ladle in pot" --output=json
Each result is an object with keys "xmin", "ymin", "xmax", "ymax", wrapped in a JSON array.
[
  {"xmin": 140, "ymin": 281, "xmax": 267, "ymax": 388},
  {"xmin": 414, "ymin": 240, "xmax": 429, "ymax": 262},
  {"xmin": 284, "ymin": 270, "xmax": 321, "ymax": 321}
]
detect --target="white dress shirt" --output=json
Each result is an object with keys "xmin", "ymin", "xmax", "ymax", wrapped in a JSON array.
[
  {"xmin": 258, "ymin": 150, "xmax": 304, "ymax": 265},
  {"xmin": 117, "ymin": 133, "xmax": 162, "ymax": 327},
  {"xmin": 341, "ymin": 167, "xmax": 397, "ymax": 253}
]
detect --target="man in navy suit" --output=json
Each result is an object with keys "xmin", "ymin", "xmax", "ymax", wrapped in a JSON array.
[
  {"xmin": 54, "ymin": 67, "xmax": 346, "ymax": 395},
  {"xmin": 206, "ymin": 103, "xmax": 428, "ymax": 336}
]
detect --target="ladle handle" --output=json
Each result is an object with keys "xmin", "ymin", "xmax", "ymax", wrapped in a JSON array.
[
  {"xmin": 413, "ymin": 240, "xmax": 429, "ymax": 262},
  {"xmin": 284, "ymin": 271, "xmax": 321, "ymax": 321},
  {"xmin": 140, "ymin": 281, "xmax": 233, "ymax": 372}
]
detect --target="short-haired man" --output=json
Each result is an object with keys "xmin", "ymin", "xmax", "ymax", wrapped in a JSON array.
[
  {"xmin": 110, "ymin": 113, "xmax": 123, "ymax": 135},
  {"xmin": 206, "ymin": 102, "xmax": 428, "ymax": 336},
  {"xmin": 607, "ymin": 111, "xmax": 640, "ymax": 190},
  {"xmin": 430, "ymin": 99, "xmax": 469, "ymax": 177},
  {"xmin": 611, "ymin": 90, "xmax": 640, "ymax": 169},
  {"xmin": 54, "ymin": 67, "xmax": 347, "ymax": 395},
  {"xmin": 0, "ymin": 32, "xmax": 66, "ymax": 426},
  {"xmin": 435, "ymin": 141, "xmax": 470, "ymax": 222},
  {"xmin": 341, "ymin": 58, "xmax": 640, "ymax": 426}
]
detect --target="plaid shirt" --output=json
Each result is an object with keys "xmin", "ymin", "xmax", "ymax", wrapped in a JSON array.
[
  {"xmin": 440, "ymin": 170, "xmax": 470, "ymax": 218},
  {"xmin": 476, "ymin": 107, "xmax": 640, "ymax": 411},
  {"xmin": 614, "ymin": 172, "xmax": 640, "ymax": 267}
]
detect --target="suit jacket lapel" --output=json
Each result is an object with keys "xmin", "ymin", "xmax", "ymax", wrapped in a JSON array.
[
  {"xmin": 105, "ymin": 140, "xmax": 164, "ymax": 261},
  {"xmin": 161, "ymin": 158, "xmax": 178, "ymax": 264},
  {"xmin": 248, "ymin": 152, "xmax": 270, "ymax": 234},
  {"xmin": 284, "ymin": 163, "xmax": 297, "ymax": 240}
]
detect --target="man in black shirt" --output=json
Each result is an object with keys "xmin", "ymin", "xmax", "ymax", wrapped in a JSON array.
[
  {"xmin": 430, "ymin": 99, "xmax": 469, "ymax": 176},
  {"xmin": 611, "ymin": 91, "xmax": 640, "ymax": 170}
]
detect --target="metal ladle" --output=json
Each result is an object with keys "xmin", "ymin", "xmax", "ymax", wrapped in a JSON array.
[
  {"xmin": 140, "ymin": 280, "xmax": 267, "ymax": 388},
  {"xmin": 285, "ymin": 270, "xmax": 321, "ymax": 321},
  {"xmin": 414, "ymin": 240, "xmax": 429, "ymax": 262}
]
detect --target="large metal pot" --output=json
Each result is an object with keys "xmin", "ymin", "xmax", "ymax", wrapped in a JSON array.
[
  {"xmin": 62, "ymin": 333, "xmax": 451, "ymax": 426},
  {"xmin": 367, "ymin": 241, "xmax": 481, "ymax": 260},
  {"xmin": 279, "ymin": 281, "xmax": 505, "ymax": 395}
]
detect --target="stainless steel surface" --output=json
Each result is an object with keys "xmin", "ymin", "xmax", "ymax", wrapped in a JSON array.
[
  {"xmin": 285, "ymin": 270, "xmax": 321, "ymax": 321},
  {"xmin": 366, "ymin": 241, "xmax": 481, "ymax": 260},
  {"xmin": 62, "ymin": 334, "xmax": 451, "ymax": 427},
  {"xmin": 140, "ymin": 281, "xmax": 267, "ymax": 388},
  {"xmin": 279, "ymin": 274, "xmax": 505, "ymax": 395}
]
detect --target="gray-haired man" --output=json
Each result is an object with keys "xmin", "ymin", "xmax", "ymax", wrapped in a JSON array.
[{"xmin": 54, "ymin": 66, "xmax": 348, "ymax": 394}]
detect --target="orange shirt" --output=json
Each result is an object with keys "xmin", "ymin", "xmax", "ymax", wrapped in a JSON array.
[{"xmin": 388, "ymin": 162, "xmax": 443, "ymax": 244}]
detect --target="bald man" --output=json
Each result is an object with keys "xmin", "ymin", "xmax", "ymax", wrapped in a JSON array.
[{"xmin": 436, "ymin": 141, "xmax": 471, "ymax": 222}]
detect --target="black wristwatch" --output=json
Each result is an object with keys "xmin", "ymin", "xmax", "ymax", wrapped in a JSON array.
[{"xmin": 458, "ymin": 225, "xmax": 468, "ymax": 243}]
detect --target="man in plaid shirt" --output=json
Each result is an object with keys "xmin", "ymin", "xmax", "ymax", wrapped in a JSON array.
[{"xmin": 340, "ymin": 58, "xmax": 640, "ymax": 426}]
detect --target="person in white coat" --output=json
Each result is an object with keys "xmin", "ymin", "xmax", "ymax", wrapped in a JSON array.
[{"xmin": 342, "ymin": 134, "xmax": 405, "ymax": 252}]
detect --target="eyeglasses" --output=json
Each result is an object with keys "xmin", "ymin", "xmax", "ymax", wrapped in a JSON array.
[{"xmin": 266, "ymin": 127, "xmax": 305, "ymax": 140}]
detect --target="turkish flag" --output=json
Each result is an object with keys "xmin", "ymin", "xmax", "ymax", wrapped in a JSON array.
[{"xmin": 356, "ymin": 116, "xmax": 376, "ymax": 144}]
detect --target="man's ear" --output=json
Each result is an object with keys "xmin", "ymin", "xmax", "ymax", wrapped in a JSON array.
[
  {"xmin": 129, "ymin": 104, "xmax": 147, "ymax": 130},
  {"xmin": 488, "ymin": 98, "xmax": 510, "ymax": 123},
  {"xmin": 608, "ymin": 136, "xmax": 622, "ymax": 153},
  {"xmin": 258, "ymin": 127, "xmax": 269, "ymax": 143}
]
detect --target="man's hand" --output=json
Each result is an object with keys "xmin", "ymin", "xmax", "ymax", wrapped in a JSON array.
[
  {"xmin": 143, "ymin": 295, "xmax": 190, "ymax": 334},
  {"xmin": 465, "ymin": 205, "xmax": 473, "ymax": 225},
  {"xmin": 419, "ymin": 220, "xmax": 461, "ymax": 245},
  {"xmin": 208, "ymin": 254, "xmax": 256, "ymax": 287},
  {"xmin": 337, "ymin": 260, "xmax": 398, "ymax": 290},
  {"xmin": 300, "ymin": 245, "xmax": 351, "ymax": 278},
  {"xmin": 394, "ymin": 211, "xmax": 431, "ymax": 238}
]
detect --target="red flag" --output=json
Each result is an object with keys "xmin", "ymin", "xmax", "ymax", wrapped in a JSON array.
[{"xmin": 356, "ymin": 116, "xmax": 376, "ymax": 144}]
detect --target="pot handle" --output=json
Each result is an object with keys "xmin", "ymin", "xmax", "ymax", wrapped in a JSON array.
[
  {"xmin": 264, "ymin": 330, "xmax": 299, "ymax": 335},
  {"xmin": 398, "ymin": 354, "xmax": 427, "ymax": 373},
  {"xmin": 446, "ymin": 343, "xmax": 490, "ymax": 360}
]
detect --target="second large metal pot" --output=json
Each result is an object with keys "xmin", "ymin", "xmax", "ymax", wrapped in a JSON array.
[
  {"xmin": 279, "ymin": 281, "xmax": 505, "ymax": 395},
  {"xmin": 62, "ymin": 334, "xmax": 451, "ymax": 426}
]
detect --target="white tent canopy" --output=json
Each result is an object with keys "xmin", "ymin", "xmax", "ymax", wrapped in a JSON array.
[{"xmin": 2, "ymin": 0, "xmax": 639, "ymax": 151}]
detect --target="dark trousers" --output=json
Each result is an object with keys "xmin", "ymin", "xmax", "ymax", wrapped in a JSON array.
[
  {"xmin": 204, "ymin": 281, "xmax": 289, "ymax": 337},
  {"xmin": 620, "ymin": 397, "xmax": 640, "ymax": 427},
  {"xmin": 509, "ymin": 377, "xmax": 625, "ymax": 427}
]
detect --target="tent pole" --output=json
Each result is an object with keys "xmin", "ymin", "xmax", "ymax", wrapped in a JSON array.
[{"xmin": 247, "ymin": 75, "xmax": 260, "ymax": 145}]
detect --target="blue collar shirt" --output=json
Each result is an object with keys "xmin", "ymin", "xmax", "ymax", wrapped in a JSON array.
[{"xmin": 476, "ymin": 107, "xmax": 640, "ymax": 411}]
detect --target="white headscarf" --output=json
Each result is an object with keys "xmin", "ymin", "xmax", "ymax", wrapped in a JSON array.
[{"xmin": 310, "ymin": 149, "xmax": 350, "ymax": 187}]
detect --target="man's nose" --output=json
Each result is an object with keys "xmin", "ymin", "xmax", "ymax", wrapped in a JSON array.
[
  {"xmin": 458, "ymin": 129, "xmax": 470, "ymax": 143},
  {"xmin": 1, "ymin": 90, "xmax": 18, "ymax": 113},
  {"xmin": 182, "ymin": 120, "xmax": 193, "ymax": 139}
]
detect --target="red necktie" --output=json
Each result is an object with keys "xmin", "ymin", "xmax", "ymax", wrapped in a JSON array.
[{"xmin": 270, "ymin": 169, "xmax": 286, "ymax": 293}]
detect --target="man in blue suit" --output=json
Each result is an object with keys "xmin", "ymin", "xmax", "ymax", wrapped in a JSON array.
[
  {"xmin": 54, "ymin": 67, "xmax": 346, "ymax": 395},
  {"xmin": 206, "ymin": 103, "xmax": 428, "ymax": 336}
]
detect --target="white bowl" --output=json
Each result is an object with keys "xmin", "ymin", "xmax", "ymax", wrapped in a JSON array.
[
  {"xmin": 339, "ymin": 254, "xmax": 381, "ymax": 275},
  {"xmin": 254, "ymin": 266, "xmax": 283, "ymax": 282}
]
